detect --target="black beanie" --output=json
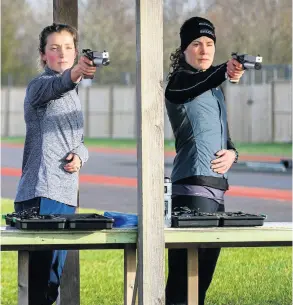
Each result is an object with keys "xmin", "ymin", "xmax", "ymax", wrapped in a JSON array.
[{"xmin": 180, "ymin": 17, "xmax": 216, "ymax": 51}]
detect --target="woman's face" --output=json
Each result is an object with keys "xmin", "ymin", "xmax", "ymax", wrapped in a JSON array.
[
  {"xmin": 41, "ymin": 30, "xmax": 77, "ymax": 73},
  {"xmin": 184, "ymin": 36, "xmax": 215, "ymax": 70}
]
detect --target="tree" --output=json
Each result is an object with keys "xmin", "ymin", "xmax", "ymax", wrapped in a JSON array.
[
  {"xmin": 1, "ymin": 0, "xmax": 53, "ymax": 85},
  {"xmin": 2, "ymin": 0, "xmax": 291, "ymax": 85},
  {"xmin": 205, "ymin": 0, "xmax": 292, "ymax": 64},
  {"xmin": 78, "ymin": 0, "xmax": 136, "ymax": 84},
  {"xmin": 163, "ymin": 0, "xmax": 191, "ymax": 76}
]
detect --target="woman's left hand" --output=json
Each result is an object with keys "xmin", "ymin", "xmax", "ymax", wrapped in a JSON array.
[
  {"xmin": 211, "ymin": 149, "xmax": 236, "ymax": 174},
  {"xmin": 64, "ymin": 153, "xmax": 82, "ymax": 173}
]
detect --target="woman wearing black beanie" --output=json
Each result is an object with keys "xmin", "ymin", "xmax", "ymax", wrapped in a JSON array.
[{"xmin": 165, "ymin": 17, "xmax": 244, "ymax": 305}]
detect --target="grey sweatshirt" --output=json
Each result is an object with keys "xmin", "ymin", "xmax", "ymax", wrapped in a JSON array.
[{"xmin": 15, "ymin": 66, "xmax": 88, "ymax": 207}]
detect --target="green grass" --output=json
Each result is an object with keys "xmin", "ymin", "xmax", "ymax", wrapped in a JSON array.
[
  {"xmin": 1, "ymin": 137, "xmax": 292, "ymax": 156},
  {"xmin": 232, "ymin": 142, "xmax": 292, "ymax": 157},
  {"xmin": 1, "ymin": 199, "xmax": 292, "ymax": 305}
]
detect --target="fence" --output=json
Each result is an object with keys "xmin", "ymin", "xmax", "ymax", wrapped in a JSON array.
[
  {"xmin": 1, "ymin": 80, "xmax": 291, "ymax": 143},
  {"xmin": 237, "ymin": 65, "xmax": 292, "ymax": 85},
  {"xmin": 224, "ymin": 80, "xmax": 292, "ymax": 143}
]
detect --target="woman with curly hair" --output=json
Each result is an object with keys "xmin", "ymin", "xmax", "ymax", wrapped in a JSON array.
[{"xmin": 165, "ymin": 17, "xmax": 244, "ymax": 305}]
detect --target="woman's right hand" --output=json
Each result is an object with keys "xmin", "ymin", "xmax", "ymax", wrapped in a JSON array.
[
  {"xmin": 71, "ymin": 56, "xmax": 97, "ymax": 83},
  {"xmin": 226, "ymin": 59, "xmax": 244, "ymax": 83}
]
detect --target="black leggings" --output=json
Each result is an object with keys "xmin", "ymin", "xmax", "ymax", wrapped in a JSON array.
[{"xmin": 166, "ymin": 195, "xmax": 225, "ymax": 305}]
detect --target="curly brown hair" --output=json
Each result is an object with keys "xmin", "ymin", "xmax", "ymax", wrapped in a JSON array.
[{"xmin": 167, "ymin": 47, "xmax": 185, "ymax": 81}]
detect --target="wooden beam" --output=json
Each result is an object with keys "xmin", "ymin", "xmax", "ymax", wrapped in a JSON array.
[
  {"xmin": 59, "ymin": 250, "xmax": 80, "ymax": 305},
  {"xmin": 53, "ymin": 1, "xmax": 79, "ymax": 304},
  {"xmin": 187, "ymin": 248, "xmax": 199, "ymax": 305},
  {"xmin": 124, "ymin": 245, "xmax": 137, "ymax": 305},
  {"xmin": 135, "ymin": 0, "xmax": 165, "ymax": 304},
  {"xmin": 18, "ymin": 251, "xmax": 29, "ymax": 305},
  {"xmin": 53, "ymin": 0, "xmax": 78, "ymax": 28},
  {"xmin": 1, "ymin": 225, "xmax": 292, "ymax": 249}
]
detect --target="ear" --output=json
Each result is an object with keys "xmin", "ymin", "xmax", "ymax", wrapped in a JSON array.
[
  {"xmin": 183, "ymin": 49, "xmax": 188, "ymax": 60},
  {"xmin": 74, "ymin": 49, "xmax": 78, "ymax": 60},
  {"xmin": 40, "ymin": 51, "xmax": 46, "ymax": 62}
]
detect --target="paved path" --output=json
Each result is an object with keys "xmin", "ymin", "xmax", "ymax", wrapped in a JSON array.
[{"xmin": 1, "ymin": 145, "xmax": 292, "ymax": 222}]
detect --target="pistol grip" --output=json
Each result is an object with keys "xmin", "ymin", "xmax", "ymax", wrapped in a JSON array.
[{"xmin": 83, "ymin": 75, "xmax": 94, "ymax": 80}]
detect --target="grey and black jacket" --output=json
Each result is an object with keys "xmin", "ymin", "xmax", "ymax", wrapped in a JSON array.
[
  {"xmin": 15, "ymin": 66, "xmax": 88, "ymax": 207},
  {"xmin": 165, "ymin": 60, "xmax": 237, "ymax": 191}
]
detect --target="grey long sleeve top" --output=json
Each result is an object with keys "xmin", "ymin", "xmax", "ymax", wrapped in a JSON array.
[{"xmin": 15, "ymin": 66, "xmax": 88, "ymax": 207}]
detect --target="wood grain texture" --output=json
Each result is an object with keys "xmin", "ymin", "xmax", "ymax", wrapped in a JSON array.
[
  {"xmin": 53, "ymin": 3, "xmax": 79, "ymax": 303},
  {"xmin": 1, "ymin": 228, "xmax": 137, "ymax": 247},
  {"xmin": 164, "ymin": 226, "xmax": 293, "ymax": 244},
  {"xmin": 53, "ymin": 0, "xmax": 78, "ymax": 28},
  {"xmin": 59, "ymin": 250, "xmax": 80, "ymax": 305},
  {"xmin": 124, "ymin": 245, "xmax": 137, "ymax": 305},
  {"xmin": 18, "ymin": 251, "xmax": 29, "ymax": 305},
  {"xmin": 1, "ymin": 225, "xmax": 292, "ymax": 248},
  {"xmin": 2, "ymin": 225, "xmax": 291, "ymax": 305},
  {"xmin": 136, "ymin": 0, "xmax": 165, "ymax": 304},
  {"xmin": 187, "ymin": 248, "xmax": 198, "ymax": 305}
]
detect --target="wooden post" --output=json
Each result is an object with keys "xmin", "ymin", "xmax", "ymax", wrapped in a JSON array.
[
  {"xmin": 53, "ymin": 1, "xmax": 80, "ymax": 305},
  {"xmin": 187, "ymin": 248, "xmax": 199, "ymax": 305},
  {"xmin": 124, "ymin": 245, "xmax": 137, "ymax": 305},
  {"xmin": 18, "ymin": 251, "xmax": 29, "ymax": 305},
  {"xmin": 53, "ymin": 0, "xmax": 78, "ymax": 28},
  {"xmin": 108, "ymin": 85, "xmax": 114, "ymax": 138},
  {"xmin": 262, "ymin": 69, "xmax": 267, "ymax": 84},
  {"xmin": 84, "ymin": 86, "xmax": 90, "ymax": 137},
  {"xmin": 58, "ymin": 250, "xmax": 80, "ymax": 305},
  {"xmin": 4, "ymin": 74, "xmax": 12, "ymax": 137},
  {"xmin": 136, "ymin": 1, "xmax": 165, "ymax": 304},
  {"xmin": 271, "ymin": 81, "xmax": 276, "ymax": 142}
]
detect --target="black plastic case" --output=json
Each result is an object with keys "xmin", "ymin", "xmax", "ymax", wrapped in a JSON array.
[
  {"xmin": 171, "ymin": 209, "xmax": 266, "ymax": 228},
  {"xmin": 15, "ymin": 216, "xmax": 67, "ymax": 230},
  {"xmin": 62, "ymin": 213, "xmax": 114, "ymax": 230},
  {"xmin": 172, "ymin": 214, "xmax": 220, "ymax": 228},
  {"xmin": 4, "ymin": 210, "xmax": 114, "ymax": 230},
  {"xmin": 218, "ymin": 212, "xmax": 266, "ymax": 227}
]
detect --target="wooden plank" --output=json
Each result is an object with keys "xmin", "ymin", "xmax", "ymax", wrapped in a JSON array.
[
  {"xmin": 132, "ymin": 264, "xmax": 139, "ymax": 305},
  {"xmin": 273, "ymin": 81, "xmax": 292, "ymax": 142},
  {"xmin": 53, "ymin": 0, "xmax": 78, "ymax": 28},
  {"xmin": 1, "ymin": 226, "xmax": 291, "ymax": 249},
  {"xmin": 84, "ymin": 86, "xmax": 90, "ymax": 136},
  {"xmin": 1, "ymin": 229, "xmax": 137, "ymax": 247},
  {"xmin": 108, "ymin": 86, "xmax": 114, "ymax": 138},
  {"xmin": 4, "ymin": 75, "xmax": 12, "ymax": 137},
  {"xmin": 58, "ymin": 251, "xmax": 80, "ymax": 305},
  {"xmin": 124, "ymin": 245, "xmax": 137, "ymax": 305},
  {"xmin": 18, "ymin": 250, "xmax": 29, "ymax": 305},
  {"xmin": 187, "ymin": 248, "xmax": 198, "ymax": 305},
  {"xmin": 135, "ymin": 0, "xmax": 165, "ymax": 304},
  {"xmin": 164, "ymin": 227, "xmax": 293, "ymax": 245},
  {"xmin": 53, "ymin": 2, "xmax": 79, "ymax": 303}
]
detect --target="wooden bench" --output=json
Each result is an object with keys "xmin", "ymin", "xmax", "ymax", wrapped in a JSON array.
[{"xmin": 1, "ymin": 222, "xmax": 292, "ymax": 305}]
